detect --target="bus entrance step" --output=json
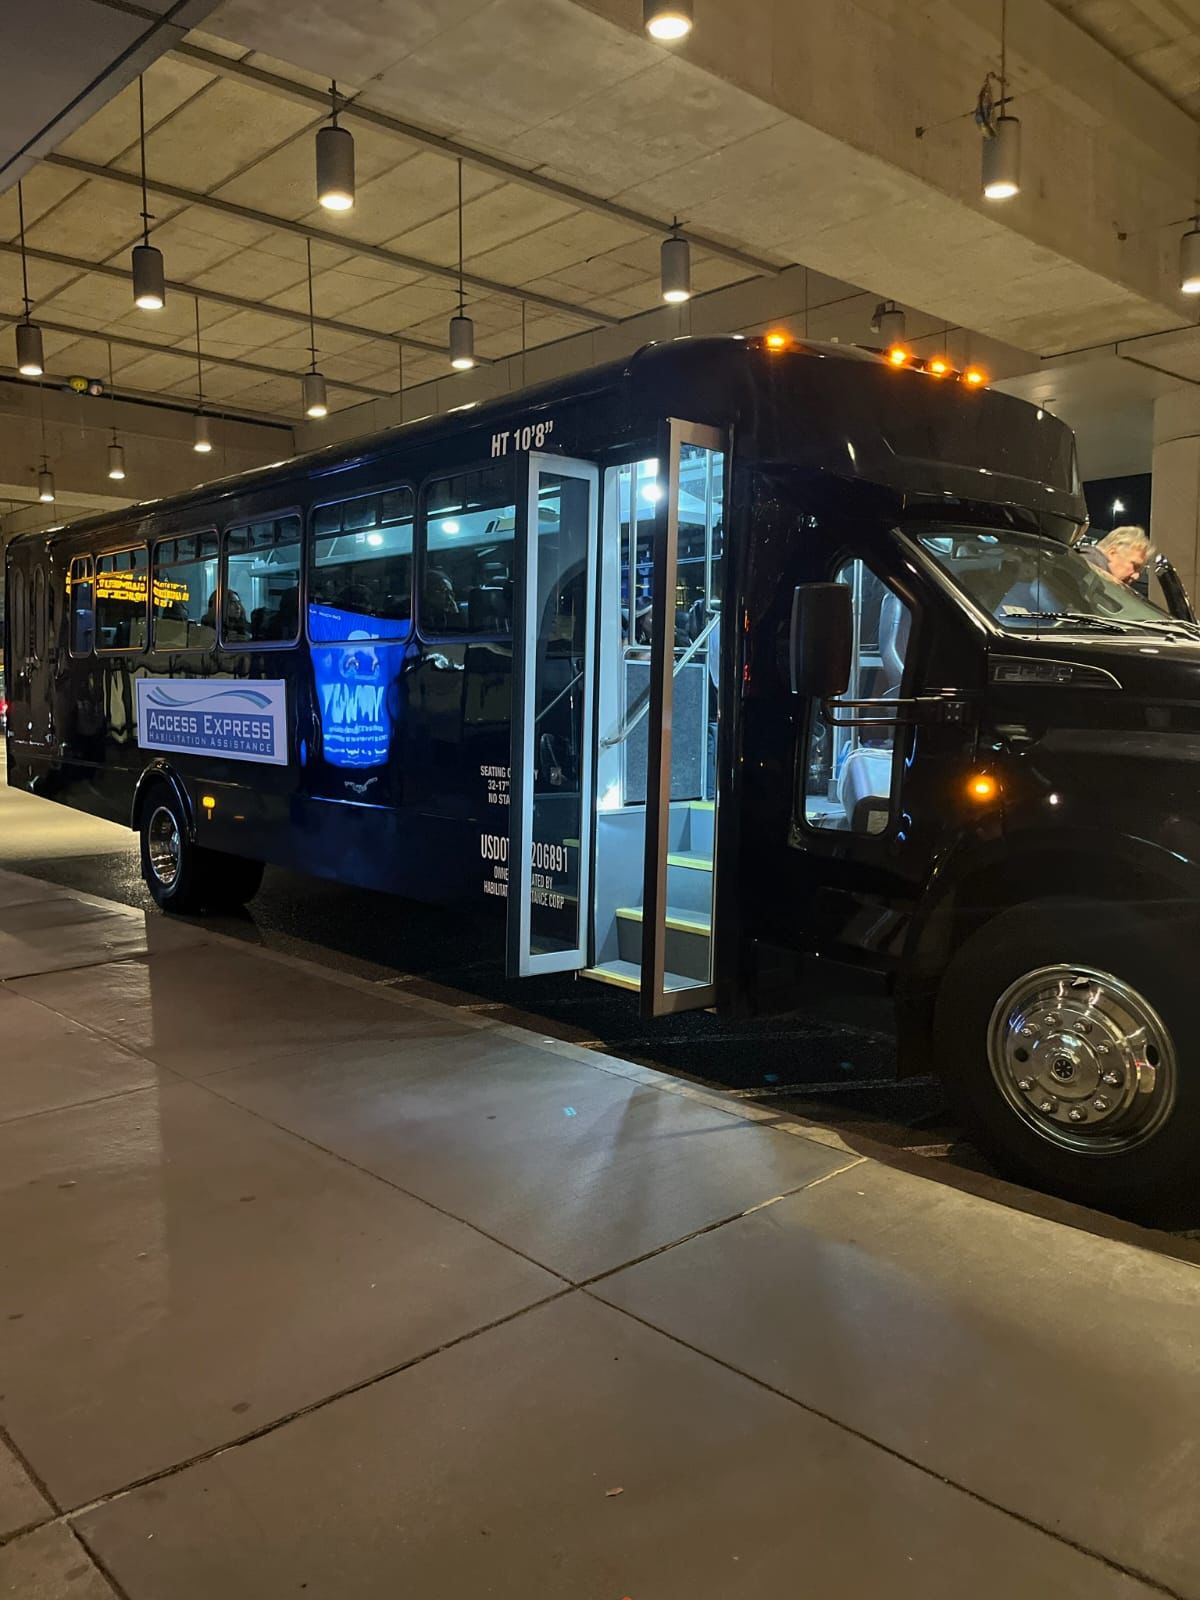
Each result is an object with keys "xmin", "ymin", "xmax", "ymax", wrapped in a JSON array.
[{"xmin": 614, "ymin": 905, "xmax": 711, "ymax": 983}]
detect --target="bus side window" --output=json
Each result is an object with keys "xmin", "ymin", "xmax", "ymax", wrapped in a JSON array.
[
  {"xmin": 152, "ymin": 532, "xmax": 218, "ymax": 652},
  {"xmin": 419, "ymin": 464, "xmax": 516, "ymax": 636},
  {"xmin": 95, "ymin": 548, "xmax": 149, "ymax": 652},
  {"xmin": 223, "ymin": 515, "xmax": 301, "ymax": 646},
  {"xmin": 803, "ymin": 559, "xmax": 912, "ymax": 836},
  {"xmin": 70, "ymin": 557, "xmax": 94, "ymax": 656},
  {"xmin": 308, "ymin": 487, "xmax": 413, "ymax": 643}
]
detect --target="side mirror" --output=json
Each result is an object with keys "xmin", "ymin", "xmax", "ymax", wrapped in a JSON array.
[{"xmin": 790, "ymin": 583, "xmax": 851, "ymax": 698}]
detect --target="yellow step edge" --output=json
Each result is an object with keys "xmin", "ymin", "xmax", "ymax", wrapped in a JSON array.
[
  {"xmin": 689, "ymin": 800, "xmax": 715, "ymax": 811},
  {"xmin": 667, "ymin": 852, "xmax": 713, "ymax": 872},
  {"xmin": 581, "ymin": 965, "xmax": 640, "ymax": 992},
  {"xmin": 615, "ymin": 907, "xmax": 711, "ymax": 935}
]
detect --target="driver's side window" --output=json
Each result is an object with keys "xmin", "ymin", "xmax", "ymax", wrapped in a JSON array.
[{"xmin": 803, "ymin": 560, "xmax": 911, "ymax": 835}]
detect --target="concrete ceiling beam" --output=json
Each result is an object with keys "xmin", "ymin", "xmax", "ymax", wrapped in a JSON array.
[
  {"xmin": 169, "ymin": 39, "xmax": 783, "ymax": 281},
  {"xmin": 0, "ymin": 239, "xmax": 453, "ymax": 357},
  {"xmin": 40, "ymin": 152, "xmax": 623, "ymax": 327}
]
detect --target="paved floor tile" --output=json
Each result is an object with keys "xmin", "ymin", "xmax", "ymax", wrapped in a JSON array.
[
  {"xmin": 0, "ymin": 989, "xmax": 159, "ymax": 1124},
  {"xmin": 0, "ymin": 895, "xmax": 202, "ymax": 981},
  {"xmin": 0, "ymin": 1436, "xmax": 50, "ymax": 1539},
  {"xmin": 207, "ymin": 1032, "xmax": 851, "ymax": 1280},
  {"xmin": 75, "ymin": 1293, "xmax": 1157, "ymax": 1600},
  {"xmin": 0, "ymin": 1524, "xmax": 116, "ymax": 1599},
  {"xmin": 8, "ymin": 942, "xmax": 467, "ymax": 1079},
  {"xmin": 0, "ymin": 1079, "xmax": 560, "ymax": 1507},
  {"xmin": 595, "ymin": 1160, "xmax": 1200, "ymax": 1598}
]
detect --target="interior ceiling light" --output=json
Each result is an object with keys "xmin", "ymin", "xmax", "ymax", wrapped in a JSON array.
[
  {"xmin": 14, "ymin": 181, "xmax": 44, "ymax": 377},
  {"xmin": 131, "ymin": 76, "xmax": 165, "ymax": 309},
  {"xmin": 644, "ymin": 0, "xmax": 693, "ymax": 40},
  {"xmin": 105, "ymin": 345, "xmax": 126, "ymax": 480},
  {"xmin": 661, "ymin": 221, "xmax": 691, "ymax": 304},
  {"xmin": 303, "ymin": 238, "xmax": 328, "ymax": 417},
  {"xmin": 449, "ymin": 159, "xmax": 476, "ymax": 370},
  {"xmin": 1181, "ymin": 219, "xmax": 1200, "ymax": 294},
  {"xmin": 979, "ymin": 0, "xmax": 1020, "ymax": 201},
  {"xmin": 192, "ymin": 297, "xmax": 212, "ymax": 452},
  {"xmin": 316, "ymin": 79, "xmax": 355, "ymax": 212}
]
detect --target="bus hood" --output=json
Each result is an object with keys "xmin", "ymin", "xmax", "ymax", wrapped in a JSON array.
[{"xmin": 989, "ymin": 629, "xmax": 1200, "ymax": 702}]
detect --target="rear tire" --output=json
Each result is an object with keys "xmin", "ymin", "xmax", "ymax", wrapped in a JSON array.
[
  {"xmin": 140, "ymin": 788, "xmax": 204, "ymax": 914},
  {"xmin": 933, "ymin": 897, "xmax": 1199, "ymax": 1222},
  {"xmin": 139, "ymin": 786, "xmax": 263, "ymax": 913}
]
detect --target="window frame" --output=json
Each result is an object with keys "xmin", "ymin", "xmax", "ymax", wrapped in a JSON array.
[
  {"xmin": 93, "ymin": 542, "xmax": 150, "ymax": 655},
  {"xmin": 219, "ymin": 507, "xmax": 304, "ymax": 652},
  {"xmin": 150, "ymin": 527, "xmax": 219, "ymax": 655},
  {"xmin": 10, "ymin": 566, "xmax": 27, "ymax": 662},
  {"xmin": 305, "ymin": 481, "xmax": 417, "ymax": 647},
  {"xmin": 416, "ymin": 460, "xmax": 518, "ymax": 645},
  {"xmin": 67, "ymin": 555, "xmax": 94, "ymax": 659},
  {"xmin": 31, "ymin": 564, "xmax": 47, "ymax": 663},
  {"xmin": 798, "ymin": 550, "xmax": 916, "ymax": 843}
]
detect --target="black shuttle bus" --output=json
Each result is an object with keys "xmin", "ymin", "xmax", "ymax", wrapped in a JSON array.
[{"xmin": 7, "ymin": 334, "xmax": 1200, "ymax": 1215}]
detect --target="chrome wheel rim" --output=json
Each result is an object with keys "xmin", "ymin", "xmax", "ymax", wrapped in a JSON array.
[
  {"xmin": 146, "ymin": 805, "xmax": 181, "ymax": 890},
  {"xmin": 987, "ymin": 963, "xmax": 1176, "ymax": 1156}
]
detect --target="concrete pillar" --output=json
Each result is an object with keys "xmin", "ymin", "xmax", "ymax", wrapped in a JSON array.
[{"xmin": 1150, "ymin": 389, "xmax": 1200, "ymax": 604}]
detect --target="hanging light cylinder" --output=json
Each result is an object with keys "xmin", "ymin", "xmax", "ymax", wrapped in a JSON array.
[
  {"xmin": 643, "ymin": 0, "xmax": 692, "ymax": 40},
  {"xmin": 878, "ymin": 305, "xmax": 906, "ymax": 344},
  {"xmin": 302, "ymin": 369, "xmax": 328, "ymax": 418},
  {"xmin": 132, "ymin": 241, "xmax": 165, "ymax": 310},
  {"xmin": 660, "ymin": 233, "xmax": 691, "ymax": 303},
  {"xmin": 316, "ymin": 124, "xmax": 355, "ymax": 212},
  {"xmin": 107, "ymin": 441, "xmax": 126, "ymax": 481},
  {"xmin": 38, "ymin": 467, "xmax": 55, "ymax": 504},
  {"xmin": 449, "ymin": 313, "xmax": 476, "ymax": 370},
  {"xmin": 1181, "ymin": 221, "xmax": 1200, "ymax": 295},
  {"xmin": 193, "ymin": 412, "xmax": 213, "ymax": 453},
  {"xmin": 982, "ymin": 114, "xmax": 1021, "ymax": 200},
  {"xmin": 16, "ymin": 320, "xmax": 44, "ymax": 377}
]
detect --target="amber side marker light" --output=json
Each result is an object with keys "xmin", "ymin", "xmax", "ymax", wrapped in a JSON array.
[
  {"xmin": 201, "ymin": 795, "xmax": 216, "ymax": 811},
  {"xmin": 764, "ymin": 331, "xmax": 789, "ymax": 351},
  {"xmin": 964, "ymin": 367, "xmax": 987, "ymax": 387},
  {"xmin": 887, "ymin": 345, "xmax": 910, "ymax": 367},
  {"xmin": 966, "ymin": 773, "xmax": 999, "ymax": 802}
]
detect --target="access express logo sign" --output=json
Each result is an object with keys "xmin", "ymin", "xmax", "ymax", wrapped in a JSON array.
[{"xmin": 135, "ymin": 680, "xmax": 288, "ymax": 766}]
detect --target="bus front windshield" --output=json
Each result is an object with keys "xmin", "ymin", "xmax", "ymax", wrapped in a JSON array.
[{"xmin": 914, "ymin": 526, "xmax": 1190, "ymax": 634}]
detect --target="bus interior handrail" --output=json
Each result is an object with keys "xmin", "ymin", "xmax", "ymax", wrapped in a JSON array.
[{"xmin": 601, "ymin": 610, "xmax": 720, "ymax": 749}]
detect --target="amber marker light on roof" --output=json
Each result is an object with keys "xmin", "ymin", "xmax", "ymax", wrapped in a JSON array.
[
  {"xmin": 887, "ymin": 345, "xmax": 910, "ymax": 366},
  {"xmin": 966, "ymin": 773, "xmax": 999, "ymax": 802},
  {"xmin": 764, "ymin": 331, "xmax": 789, "ymax": 350},
  {"xmin": 964, "ymin": 367, "xmax": 986, "ymax": 386},
  {"xmin": 928, "ymin": 356, "xmax": 949, "ymax": 376}
]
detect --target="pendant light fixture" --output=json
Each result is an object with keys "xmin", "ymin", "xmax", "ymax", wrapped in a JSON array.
[
  {"xmin": 643, "ymin": 0, "xmax": 693, "ymax": 41},
  {"xmin": 1181, "ymin": 218, "xmax": 1200, "ymax": 295},
  {"xmin": 981, "ymin": 0, "xmax": 1020, "ymax": 201},
  {"xmin": 131, "ymin": 76, "xmax": 165, "ymax": 309},
  {"xmin": 302, "ymin": 239, "xmax": 328, "ymax": 418},
  {"xmin": 191, "ymin": 297, "xmax": 213, "ymax": 452},
  {"xmin": 316, "ymin": 79, "xmax": 355, "ymax": 212},
  {"xmin": 14, "ymin": 182, "xmax": 44, "ymax": 377},
  {"xmin": 449, "ymin": 159, "xmax": 476, "ymax": 370},
  {"xmin": 660, "ymin": 219, "xmax": 691, "ymax": 304},
  {"xmin": 105, "ymin": 342, "xmax": 126, "ymax": 480},
  {"xmin": 872, "ymin": 301, "xmax": 906, "ymax": 345}
]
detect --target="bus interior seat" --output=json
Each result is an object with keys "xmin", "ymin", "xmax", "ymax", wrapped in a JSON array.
[{"xmin": 835, "ymin": 590, "xmax": 908, "ymax": 829}]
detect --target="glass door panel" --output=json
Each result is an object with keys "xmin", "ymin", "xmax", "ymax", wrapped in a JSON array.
[
  {"xmin": 508, "ymin": 454, "xmax": 599, "ymax": 976},
  {"xmin": 642, "ymin": 423, "xmax": 725, "ymax": 1016}
]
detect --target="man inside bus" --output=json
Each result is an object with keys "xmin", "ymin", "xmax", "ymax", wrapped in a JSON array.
[{"xmin": 1083, "ymin": 525, "xmax": 1152, "ymax": 588}]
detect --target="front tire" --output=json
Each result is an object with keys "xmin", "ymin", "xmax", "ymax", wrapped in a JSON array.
[{"xmin": 933, "ymin": 897, "xmax": 1198, "ymax": 1222}]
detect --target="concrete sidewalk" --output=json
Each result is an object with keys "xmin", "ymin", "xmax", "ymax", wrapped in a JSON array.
[{"xmin": 1, "ymin": 866, "xmax": 1198, "ymax": 1599}]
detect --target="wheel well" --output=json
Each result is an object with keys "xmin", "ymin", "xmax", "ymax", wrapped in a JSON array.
[
  {"xmin": 895, "ymin": 846, "xmax": 1189, "ymax": 1077},
  {"xmin": 130, "ymin": 765, "xmax": 194, "ymax": 839}
]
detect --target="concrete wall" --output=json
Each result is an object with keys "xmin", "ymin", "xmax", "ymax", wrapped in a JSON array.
[{"xmin": 1151, "ymin": 388, "xmax": 1200, "ymax": 603}]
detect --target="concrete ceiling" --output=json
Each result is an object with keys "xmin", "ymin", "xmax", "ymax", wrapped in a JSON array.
[{"xmin": 1, "ymin": 0, "xmax": 1199, "ymax": 442}]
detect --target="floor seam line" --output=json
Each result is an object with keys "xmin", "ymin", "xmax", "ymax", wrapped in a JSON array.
[
  {"xmin": 580, "ymin": 1291, "xmax": 1187, "ymax": 1600},
  {"xmin": 68, "ymin": 1524, "xmax": 133, "ymax": 1600},
  {"xmin": 0, "ymin": 1419, "xmax": 62, "ymax": 1520},
  {"xmin": 57, "ymin": 1286, "xmax": 578, "ymax": 1524}
]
